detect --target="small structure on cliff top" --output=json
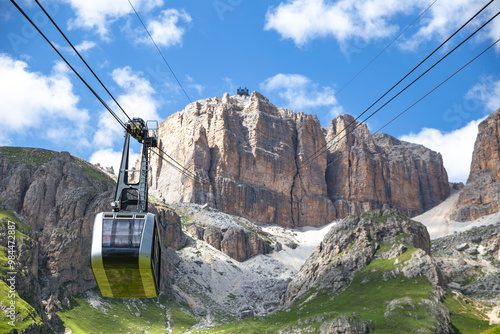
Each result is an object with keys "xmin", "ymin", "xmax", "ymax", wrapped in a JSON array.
[{"xmin": 237, "ymin": 87, "xmax": 249, "ymax": 96}]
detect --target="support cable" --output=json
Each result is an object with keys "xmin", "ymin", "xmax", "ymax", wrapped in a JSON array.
[
  {"xmin": 282, "ymin": 0, "xmax": 497, "ymax": 179},
  {"xmin": 128, "ymin": 0, "xmax": 192, "ymax": 104},
  {"xmin": 149, "ymin": 148, "xmax": 207, "ymax": 184},
  {"xmin": 372, "ymin": 38, "xmax": 500, "ymax": 136},
  {"xmin": 34, "ymin": 0, "xmax": 136, "ymax": 126},
  {"xmin": 12, "ymin": 0, "xmax": 204, "ymax": 182},
  {"xmin": 320, "ymin": 37, "xmax": 500, "ymax": 171},
  {"xmin": 10, "ymin": 0, "xmax": 127, "ymax": 131},
  {"xmin": 315, "ymin": 0, "xmax": 439, "ymax": 115}
]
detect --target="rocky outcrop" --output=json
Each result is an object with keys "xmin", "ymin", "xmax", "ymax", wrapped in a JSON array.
[
  {"xmin": 318, "ymin": 316, "xmax": 372, "ymax": 334},
  {"xmin": 451, "ymin": 109, "xmax": 500, "ymax": 221},
  {"xmin": 282, "ymin": 209, "xmax": 438, "ymax": 305},
  {"xmin": 153, "ymin": 205, "xmax": 187, "ymax": 250},
  {"xmin": 150, "ymin": 92, "xmax": 449, "ymax": 227},
  {"xmin": 181, "ymin": 204, "xmax": 273, "ymax": 262},
  {"xmin": 220, "ymin": 226, "xmax": 272, "ymax": 262},
  {"xmin": 326, "ymin": 115, "xmax": 449, "ymax": 218},
  {"xmin": 188, "ymin": 224, "xmax": 273, "ymax": 262},
  {"xmin": 431, "ymin": 223, "xmax": 500, "ymax": 306},
  {"xmin": 277, "ymin": 315, "xmax": 373, "ymax": 334},
  {"xmin": 0, "ymin": 151, "xmax": 114, "ymax": 297},
  {"xmin": 151, "ymin": 92, "xmax": 335, "ymax": 228}
]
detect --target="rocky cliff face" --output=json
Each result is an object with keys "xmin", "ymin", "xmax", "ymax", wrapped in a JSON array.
[
  {"xmin": 150, "ymin": 92, "xmax": 449, "ymax": 227},
  {"xmin": 282, "ymin": 209, "xmax": 439, "ymax": 305},
  {"xmin": 0, "ymin": 151, "xmax": 114, "ymax": 297},
  {"xmin": 326, "ymin": 115, "xmax": 449, "ymax": 218},
  {"xmin": 180, "ymin": 203, "xmax": 273, "ymax": 262},
  {"xmin": 0, "ymin": 148, "xmax": 186, "ymax": 330},
  {"xmin": 280, "ymin": 209, "xmax": 453, "ymax": 334},
  {"xmin": 431, "ymin": 223, "xmax": 500, "ymax": 307},
  {"xmin": 451, "ymin": 109, "xmax": 500, "ymax": 221}
]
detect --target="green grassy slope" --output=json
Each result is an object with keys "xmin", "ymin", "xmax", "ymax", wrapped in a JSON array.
[
  {"xmin": 57, "ymin": 291, "xmax": 198, "ymax": 334},
  {"xmin": 443, "ymin": 291, "xmax": 498, "ymax": 334},
  {"xmin": 0, "ymin": 280, "xmax": 43, "ymax": 333},
  {"xmin": 0, "ymin": 146, "xmax": 58, "ymax": 167},
  {"xmin": 194, "ymin": 243, "xmax": 497, "ymax": 334}
]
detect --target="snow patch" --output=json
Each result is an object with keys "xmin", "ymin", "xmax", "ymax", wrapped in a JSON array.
[
  {"xmin": 263, "ymin": 222, "xmax": 336, "ymax": 271},
  {"xmin": 414, "ymin": 190, "xmax": 500, "ymax": 239}
]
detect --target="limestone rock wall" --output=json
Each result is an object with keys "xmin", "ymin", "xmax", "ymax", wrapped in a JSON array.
[
  {"xmin": 326, "ymin": 115, "xmax": 450, "ymax": 218},
  {"xmin": 151, "ymin": 92, "xmax": 449, "ymax": 227},
  {"xmin": 451, "ymin": 109, "xmax": 500, "ymax": 221}
]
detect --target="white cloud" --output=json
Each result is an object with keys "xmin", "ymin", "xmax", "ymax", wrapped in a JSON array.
[
  {"xmin": 55, "ymin": 40, "xmax": 98, "ymax": 56},
  {"xmin": 93, "ymin": 66, "xmax": 161, "ymax": 148},
  {"xmin": 75, "ymin": 40, "xmax": 97, "ymax": 53},
  {"xmin": 265, "ymin": 0, "xmax": 500, "ymax": 50},
  {"xmin": 264, "ymin": 0, "xmax": 419, "ymax": 47},
  {"xmin": 186, "ymin": 75, "xmax": 204, "ymax": 96},
  {"xmin": 112, "ymin": 66, "xmax": 161, "ymax": 121},
  {"xmin": 398, "ymin": 0, "xmax": 500, "ymax": 51},
  {"xmin": 142, "ymin": 9, "xmax": 192, "ymax": 47},
  {"xmin": 91, "ymin": 67, "xmax": 160, "ymax": 175},
  {"xmin": 90, "ymin": 148, "xmax": 139, "ymax": 176},
  {"xmin": 466, "ymin": 76, "xmax": 500, "ymax": 112},
  {"xmin": 0, "ymin": 53, "xmax": 90, "ymax": 147},
  {"xmin": 399, "ymin": 118, "xmax": 483, "ymax": 183},
  {"xmin": 222, "ymin": 77, "xmax": 235, "ymax": 94},
  {"xmin": 260, "ymin": 73, "xmax": 343, "ymax": 120},
  {"xmin": 64, "ymin": 0, "xmax": 163, "ymax": 39}
]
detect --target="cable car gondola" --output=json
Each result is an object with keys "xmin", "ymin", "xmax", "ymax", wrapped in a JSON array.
[{"xmin": 91, "ymin": 118, "xmax": 161, "ymax": 298}]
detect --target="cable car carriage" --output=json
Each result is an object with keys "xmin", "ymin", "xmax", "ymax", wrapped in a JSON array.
[{"xmin": 91, "ymin": 118, "xmax": 161, "ymax": 298}]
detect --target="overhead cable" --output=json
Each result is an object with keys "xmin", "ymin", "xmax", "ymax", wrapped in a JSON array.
[
  {"xmin": 149, "ymin": 148, "xmax": 207, "ymax": 184},
  {"xmin": 33, "ymin": 0, "xmax": 136, "ymax": 127},
  {"xmin": 373, "ymin": 38, "xmax": 500, "ymax": 136},
  {"xmin": 322, "ymin": 36, "xmax": 499, "ymax": 171},
  {"xmin": 128, "ymin": 0, "xmax": 193, "ymax": 104},
  {"xmin": 282, "ymin": 0, "xmax": 497, "ymax": 179},
  {"xmin": 315, "ymin": 0, "xmax": 439, "ymax": 115},
  {"xmin": 155, "ymin": 146, "xmax": 201, "ymax": 181},
  {"xmin": 10, "ymin": 0, "xmax": 127, "ymax": 131},
  {"xmin": 12, "ymin": 0, "xmax": 204, "ymax": 182}
]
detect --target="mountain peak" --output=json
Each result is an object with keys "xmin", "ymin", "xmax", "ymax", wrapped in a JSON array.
[{"xmin": 151, "ymin": 95, "xmax": 449, "ymax": 227}]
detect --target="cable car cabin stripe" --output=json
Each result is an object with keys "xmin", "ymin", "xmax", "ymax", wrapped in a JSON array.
[
  {"xmin": 91, "ymin": 212, "xmax": 160, "ymax": 298},
  {"xmin": 138, "ymin": 214, "xmax": 158, "ymax": 297},
  {"xmin": 91, "ymin": 213, "xmax": 113, "ymax": 297}
]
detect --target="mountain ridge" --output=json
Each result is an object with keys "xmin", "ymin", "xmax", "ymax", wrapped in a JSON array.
[
  {"xmin": 149, "ymin": 91, "xmax": 450, "ymax": 227},
  {"xmin": 1, "ymin": 98, "xmax": 499, "ymax": 333}
]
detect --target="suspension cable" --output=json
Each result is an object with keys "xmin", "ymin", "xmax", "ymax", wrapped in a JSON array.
[
  {"xmin": 34, "ymin": 0, "xmax": 138, "ymax": 127},
  {"xmin": 128, "ymin": 0, "xmax": 192, "ymax": 104},
  {"xmin": 282, "ymin": 0, "xmax": 497, "ymax": 179},
  {"xmin": 149, "ymin": 148, "xmax": 207, "ymax": 184},
  {"xmin": 10, "ymin": 0, "xmax": 127, "ymax": 131},
  {"xmin": 322, "ymin": 37, "xmax": 499, "ymax": 172},
  {"xmin": 155, "ymin": 146, "xmax": 201, "ymax": 181},
  {"xmin": 12, "ymin": 0, "xmax": 205, "ymax": 182},
  {"xmin": 373, "ymin": 38, "xmax": 500, "ymax": 136},
  {"xmin": 315, "ymin": 0, "xmax": 439, "ymax": 115}
]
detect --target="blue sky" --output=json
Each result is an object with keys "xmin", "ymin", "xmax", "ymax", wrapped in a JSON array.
[{"xmin": 0, "ymin": 0, "xmax": 499, "ymax": 183}]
